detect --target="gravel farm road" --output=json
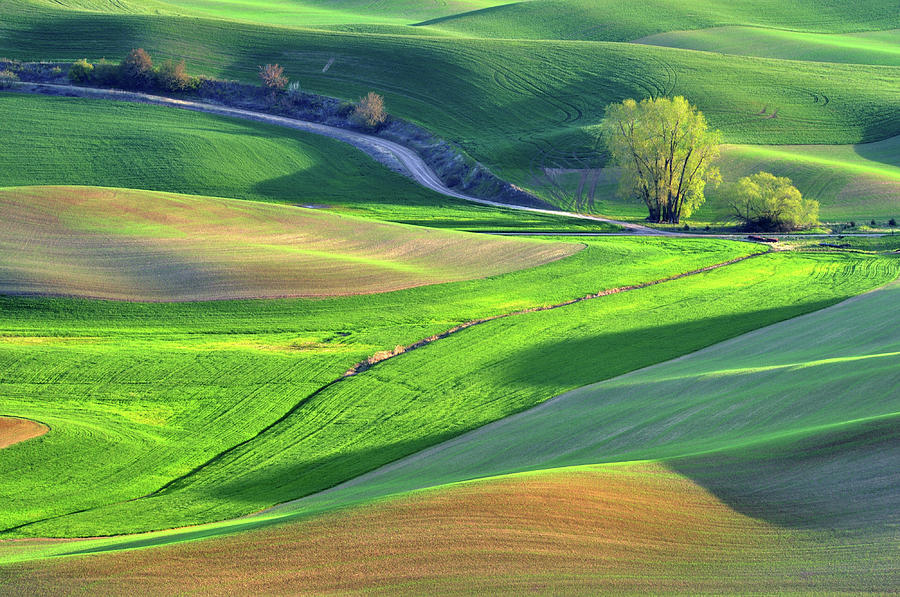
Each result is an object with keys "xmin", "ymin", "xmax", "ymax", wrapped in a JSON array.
[{"xmin": 14, "ymin": 82, "xmax": 666, "ymax": 235}]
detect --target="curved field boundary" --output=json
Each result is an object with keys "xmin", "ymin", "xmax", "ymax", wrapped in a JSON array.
[
  {"xmin": 0, "ymin": 417, "xmax": 48, "ymax": 449},
  {"xmin": 9, "ymin": 82, "xmax": 662, "ymax": 235},
  {"xmin": 121, "ymin": 249, "xmax": 765, "ymax": 505},
  {"xmin": 343, "ymin": 249, "xmax": 766, "ymax": 375}
]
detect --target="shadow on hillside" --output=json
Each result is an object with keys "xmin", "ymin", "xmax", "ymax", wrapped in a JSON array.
[
  {"xmin": 497, "ymin": 297, "xmax": 841, "ymax": 392},
  {"xmin": 852, "ymin": 133, "xmax": 900, "ymax": 171},
  {"xmin": 668, "ymin": 417, "xmax": 900, "ymax": 533}
]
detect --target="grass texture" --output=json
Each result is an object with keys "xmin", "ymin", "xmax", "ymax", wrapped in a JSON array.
[
  {"xmin": 418, "ymin": 0, "xmax": 900, "ymax": 41},
  {"xmin": 3, "ymin": 247, "xmax": 898, "ymax": 538},
  {"xmin": 1, "ymin": 255, "xmax": 897, "ymax": 595},
  {"xmin": 0, "ymin": 186, "xmax": 578, "ymax": 300},
  {"xmin": 0, "ymin": 93, "xmax": 611, "ymax": 233},
  {"xmin": 636, "ymin": 27, "xmax": 900, "ymax": 66},
  {"xmin": 2, "ymin": 2, "xmax": 898, "ymax": 186}
]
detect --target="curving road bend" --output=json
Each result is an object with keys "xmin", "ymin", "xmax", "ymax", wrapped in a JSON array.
[{"xmin": 13, "ymin": 82, "xmax": 665, "ymax": 235}]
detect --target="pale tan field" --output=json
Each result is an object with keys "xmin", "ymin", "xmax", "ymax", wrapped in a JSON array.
[
  {"xmin": 2, "ymin": 463, "xmax": 871, "ymax": 595},
  {"xmin": 0, "ymin": 186, "xmax": 578, "ymax": 301}
]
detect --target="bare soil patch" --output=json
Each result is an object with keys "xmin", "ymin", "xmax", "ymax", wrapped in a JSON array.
[{"xmin": 0, "ymin": 417, "xmax": 48, "ymax": 450}]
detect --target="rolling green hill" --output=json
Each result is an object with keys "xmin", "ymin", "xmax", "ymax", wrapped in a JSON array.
[
  {"xmin": 419, "ymin": 0, "xmax": 900, "ymax": 41},
  {"xmin": 0, "ymin": 235, "xmax": 760, "ymax": 538},
  {"xmin": 4, "ymin": 246, "xmax": 898, "ymax": 538},
  {"xmin": 17, "ymin": 0, "xmax": 511, "ymax": 27},
  {"xmin": 0, "ymin": 93, "xmax": 613, "ymax": 232},
  {"xmin": 1, "ymin": 254, "xmax": 897, "ymax": 595},
  {"xmin": 636, "ymin": 27, "xmax": 900, "ymax": 66},
  {"xmin": 3, "ymin": 1, "xmax": 899, "ymax": 191}
]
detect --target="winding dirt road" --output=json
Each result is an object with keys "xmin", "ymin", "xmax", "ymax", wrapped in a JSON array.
[{"xmin": 13, "ymin": 82, "xmax": 664, "ymax": 235}]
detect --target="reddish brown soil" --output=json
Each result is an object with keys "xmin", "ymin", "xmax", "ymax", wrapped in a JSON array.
[
  {"xmin": 0, "ymin": 417, "xmax": 48, "ymax": 450},
  {"xmin": 1, "ymin": 464, "xmax": 826, "ymax": 596}
]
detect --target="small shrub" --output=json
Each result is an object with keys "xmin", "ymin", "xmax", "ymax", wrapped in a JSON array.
[
  {"xmin": 682, "ymin": 223, "xmax": 690, "ymax": 231},
  {"xmin": 258, "ymin": 63, "xmax": 287, "ymax": 91},
  {"xmin": 155, "ymin": 59, "xmax": 191, "ymax": 92},
  {"xmin": 286, "ymin": 80, "xmax": 302, "ymax": 102},
  {"xmin": 337, "ymin": 101, "xmax": 355, "ymax": 118},
  {"xmin": 849, "ymin": 221, "xmax": 856, "ymax": 228},
  {"xmin": 120, "ymin": 48, "xmax": 154, "ymax": 90},
  {"xmin": 0, "ymin": 70, "xmax": 19, "ymax": 89},
  {"xmin": 704, "ymin": 225, "xmax": 711, "ymax": 231},
  {"xmin": 871, "ymin": 219, "xmax": 877, "ymax": 227},
  {"xmin": 890, "ymin": 218, "xmax": 897, "ymax": 227},
  {"xmin": 51, "ymin": 66, "xmax": 62, "ymax": 75},
  {"xmin": 352, "ymin": 91, "xmax": 387, "ymax": 130},
  {"xmin": 68, "ymin": 59, "xmax": 94, "ymax": 83},
  {"xmin": 92, "ymin": 60, "xmax": 121, "ymax": 86}
]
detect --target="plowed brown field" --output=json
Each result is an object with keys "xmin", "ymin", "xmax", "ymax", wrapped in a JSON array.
[
  {"xmin": 0, "ymin": 417, "xmax": 47, "ymax": 450},
  {"xmin": 0, "ymin": 186, "xmax": 578, "ymax": 301},
  {"xmin": 3, "ymin": 463, "xmax": 848, "ymax": 595}
]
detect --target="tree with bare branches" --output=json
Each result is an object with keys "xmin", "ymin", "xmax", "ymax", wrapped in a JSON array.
[
  {"xmin": 258, "ymin": 63, "xmax": 287, "ymax": 91},
  {"xmin": 352, "ymin": 92, "xmax": 387, "ymax": 129}
]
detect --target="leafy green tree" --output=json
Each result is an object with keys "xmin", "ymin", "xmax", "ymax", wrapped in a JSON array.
[
  {"xmin": 727, "ymin": 171, "xmax": 818, "ymax": 231},
  {"xmin": 601, "ymin": 96, "xmax": 721, "ymax": 224},
  {"xmin": 68, "ymin": 59, "xmax": 94, "ymax": 83}
]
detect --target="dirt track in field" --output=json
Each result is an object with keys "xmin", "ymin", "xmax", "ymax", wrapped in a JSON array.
[
  {"xmin": 12, "ymin": 82, "xmax": 663, "ymax": 236},
  {"xmin": 0, "ymin": 417, "xmax": 48, "ymax": 449}
]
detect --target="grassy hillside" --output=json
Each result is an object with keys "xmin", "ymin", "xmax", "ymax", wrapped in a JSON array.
[
  {"xmin": 636, "ymin": 27, "xmax": 900, "ymax": 66},
  {"xmin": 2, "ymin": 258, "xmax": 897, "ymax": 592},
  {"xmin": 0, "ymin": 236, "xmax": 758, "ymax": 538},
  {"xmin": 2, "ymin": 4, "xmax": 898, "ymax": 184},
  {"xmin": 17, "ymin": 0, "xmax": 510, "ymax": 26},
  {"xmin": 5, "ymin": 247, "xmax": 900, "ymax": 538},
  {"xmin": 420, "ymin": 0, "xmax": 900, "ymax": 41},
  {"xmin": 0, "ymin": 93, "xmax": 613, "ymax": 232},
  {"xmin": 0, "ymin": 186, "xmax": 579, "ymax": 300}
]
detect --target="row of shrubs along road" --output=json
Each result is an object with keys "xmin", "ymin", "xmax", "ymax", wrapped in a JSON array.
[{"xmin": 0, "ymin": 52, "xmax": 552, "ymax": 210}]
